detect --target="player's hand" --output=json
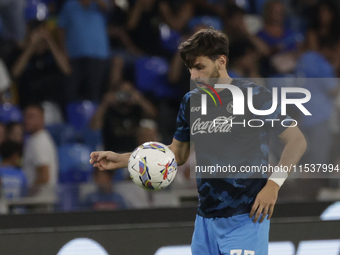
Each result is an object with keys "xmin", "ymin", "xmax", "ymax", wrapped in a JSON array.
[
  {"xmin": 89, "ymin": 151, "xmax": 128, "ymax": 170},
  {"xmin": 249, "ymin": 180, "xmax": 280, "ymax": 223}
]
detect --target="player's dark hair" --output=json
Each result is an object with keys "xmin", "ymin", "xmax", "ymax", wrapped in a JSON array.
[
  {"xmin": 178, "ymin": 28, "xmax": 229, "ymax": 69},
  {"xmin": 0, "ymin": 140, "xmax": 23, "ymax": 160}
]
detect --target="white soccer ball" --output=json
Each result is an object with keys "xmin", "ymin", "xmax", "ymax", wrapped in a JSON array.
[{"xmin": 128, "ymin": 142, "xmax": 177, "ymax": 191}]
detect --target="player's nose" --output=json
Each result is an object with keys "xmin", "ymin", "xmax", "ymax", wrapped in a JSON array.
[{"xmin": 190, "ymin": 70, "xmax": 200, "ymax": 80}]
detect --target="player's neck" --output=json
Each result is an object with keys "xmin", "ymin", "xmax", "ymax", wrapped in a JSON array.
[{"xmin": 214, "ymin": 72, "xmax": 233, "ymax": 93}]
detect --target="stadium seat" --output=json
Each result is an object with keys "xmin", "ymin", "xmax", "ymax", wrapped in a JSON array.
[
  {"xmin": 135, "ymin": 56, "xmax": 169, "ymax": 94},
  {"xmin": 135, "ymin": 56, "xmax": 181, "ymax": 99},
  {"xmin": 58, "ymin": 143, "xmax": 93, "ymax": 184},
  {"xmin": 83, "ymin": 127, "xmax": 103, "ymax": 152},
  {"xmin": 159, "ymin": 23, "xmax": 181, "ymax": 54},
  {"xmin": 46, "ymin": 123, "xmax": 77, "ymax": 146},
  {"xmin": 295, "ymin": 51, "xmax": 335, "ymax": 78},
  {"xmin": 0, "ymin": 103, "xmax": 22, "ymax": 123},
  {"xmin": 66, "ymin": 100, "xmax": 98, "ymax": 131},
  {"xmin": 188, "ymin": 16, "xmax": 223, "ymax": 31}
]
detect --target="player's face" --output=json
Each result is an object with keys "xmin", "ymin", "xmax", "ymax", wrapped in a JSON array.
[{"xmin": 188, "ymin": 56, "xmax": 221, "ymax": 83}]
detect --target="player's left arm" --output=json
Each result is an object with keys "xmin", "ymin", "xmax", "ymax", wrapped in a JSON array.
[{"xmin": 250, "ymin": 124, "xmax": 306, "ymax": 223}]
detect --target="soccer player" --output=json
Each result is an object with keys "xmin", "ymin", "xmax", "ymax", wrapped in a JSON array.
[{"xmin": 90, "ymin": 29, "xmax": 307, "ymax": 255}]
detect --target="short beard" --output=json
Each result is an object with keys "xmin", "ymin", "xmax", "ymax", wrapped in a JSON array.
[{"xmin": 209, "ymin": 66, "xmax": 220, "ymax": 79}]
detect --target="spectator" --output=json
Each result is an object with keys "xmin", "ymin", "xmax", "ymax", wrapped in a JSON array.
[
  {"xmin": 258, "ymin": 0, "xmax": 296, "ymax": 54},
  {"xmin": 109, "ymin": 0, "xmax": 166, "ymax": 87},
  {"xmin": 256, "ymin": 0, "xmax": 301, "ymax": 75},
  {"xmin": 305, "ymin": 0, "xmax": 340, "ymax": 74},
  {"xmin": 107, "ymin": 2, "xmax": 144, "ymax": 88},
  {"xmin": 58, "ymin": 0, "xmax": 110, "ymax": 103},
  {"xmin": 82, "ymin": 168, "xmax": 127, "ymax": 211},
  {"xmin": 22, "ymin": 104, "xmax": 58, "ymax": 202},
  {"xmin": 223, "ymin": 4, "xmax": 269, "ymax": 56},
  {"xmin": 126, "ymin": 0, "xmax": 163, "ymax": 57},
  {"xmin": 0, "ymin": 0, "xmax": 26, "ymax": 64},
  {"xmin": 11, "ymin": 20, "xmax": 71, "ymax": 109},
  {"xmin": 0, "ymin": 140, "xmax": 26, "ymax": 200},
  {"xmin": 90, "ymin": 81, "xmax": 157, "ymax": 152},
  {"xmin": 109, "ymin": 0, "xmax": 194, "ymax": 87},
  {"xmin": 228, "ymin": 38, "xmax": 261, "ymax": 79},
  {"xmin": 6, "ymin": 122, "xmax": 24, "ymax": 143},
  {"xmin": 159, "ymin": 0, "xmax": 194, "ymax": 32}
]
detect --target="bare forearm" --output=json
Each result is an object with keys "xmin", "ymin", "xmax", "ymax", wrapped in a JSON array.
[
  {"xmin": 127, "ymin": 2, "xmax": 143, "ymax": 30},
  {"xmin": 168, "ymin": 140, "xmax": 190, "ymax": 166},
  {"xmin": 110, "ymin": 27, "xmax": 141, "ymax": 53},
  {"xmin": 47, "ymin": 39, "xmax": 71, "ymax": 75},
  {"xmin": 121, "ymin": 153, "xmax": 131, "ymax": 168},
  {"xmin": 139, "ymin": 98, "xmax": 157, "ymax": 119},
  {"xmin": 34, "ymin": 165, "xmax": 50, "ymax": 185},
  {"xmin": 277, "ymin": 136, "xmax": 307, "ymax": 174},
  {"xmin": 248, "ymin": 35, "xmax": 270, "ymax": 57},
  {"xmin": 168, "ymin": 52, "xmax": 183, "ymax": 83},
  {"xmin": 12, "ymin": 44, "xmax": 35, "ymax": 78}
]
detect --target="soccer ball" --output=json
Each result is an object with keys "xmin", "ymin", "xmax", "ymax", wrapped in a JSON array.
[{"xmin": 128, "ymin": 142, "xmax": 178, "ymax": 191}]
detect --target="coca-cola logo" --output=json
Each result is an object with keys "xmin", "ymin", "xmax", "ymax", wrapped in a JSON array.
[{"xmin": 191, "ymin": 116, "xmax": 236, "ymax": 135}]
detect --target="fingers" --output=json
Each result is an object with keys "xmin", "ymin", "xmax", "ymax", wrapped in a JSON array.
[
  {"xmin": 250, "ymin": 202, "xmax": 274, "ymax": 223},
  {"xmin": 89, "ymin": 152, "xmax": 98, "ymax": 164},
  {"xmin": 253, "ymin": 204, "xmax": 264, "ymax": 223},
  {"xmin": 93, "ymin": 162, "xmax": 106, "ymax": 171},
  {"xmin": 268, "ymin": 205, "xmax": 275, "ymax": 220},
  {"xmin": 259, "ymin": 207, "xmax": 269, "ymax": 223},
  {"xmin": 89, "ymin": 151, "xmax": 104, "ymax": 164},
  {"xmin": 249, "ymin": 200, "xmax": 259, "ymax": 219}
]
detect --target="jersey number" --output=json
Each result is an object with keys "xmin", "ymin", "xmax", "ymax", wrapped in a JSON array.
[{"xmin": 230, "ymin": 250, "xmax": 255, "ymax": 255}]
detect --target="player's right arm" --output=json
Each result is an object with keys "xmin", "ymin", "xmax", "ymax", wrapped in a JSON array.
[
  {"xmin": 90, "ymin": 137, "xmax": 191, "ymax": 170},
  {"xmin": 169, "ymin": 138, "xmax": 190, "ymax": 166},
  {"xmin": 89, "ymin": 151, "xmax": 131, "ymax": 171}
]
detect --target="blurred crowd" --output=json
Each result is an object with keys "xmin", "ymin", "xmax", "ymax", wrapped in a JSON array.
[{"xmin": 0, "ymin": 0, "xmax": 340, "ymax": 213}]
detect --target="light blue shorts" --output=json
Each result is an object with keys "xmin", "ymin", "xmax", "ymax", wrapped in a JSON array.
[{"xmin": 191, "ymin": 214, "xmax": 270, "ymax": 255}]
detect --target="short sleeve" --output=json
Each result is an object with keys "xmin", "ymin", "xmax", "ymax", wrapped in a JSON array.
[
  {"xmin": 173, "ymin": 93, "xmax": 190, "ymax": 142},
  {"xmin": 252, "ymin": 86, "xmax": 293, "ymax": 135},
  {"xmin": 32, "ymin": 136, "xmax": 53, "ymax": 166}
]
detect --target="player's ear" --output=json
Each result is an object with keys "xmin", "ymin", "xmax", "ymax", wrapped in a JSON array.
[{"xmin": 218, "ymin": 55, "xmax": 227, "ymax": 70}]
